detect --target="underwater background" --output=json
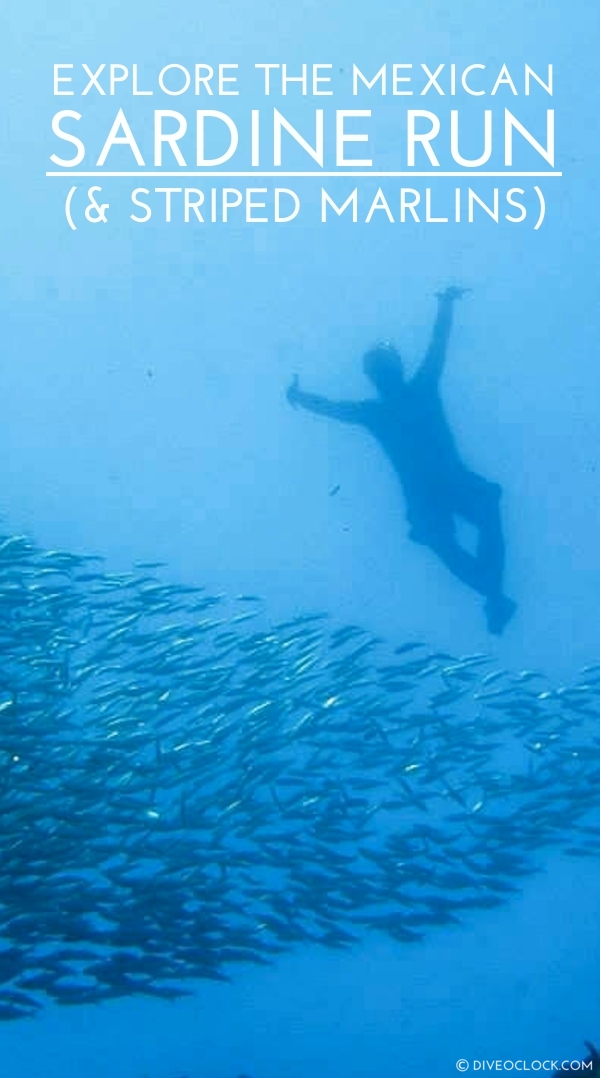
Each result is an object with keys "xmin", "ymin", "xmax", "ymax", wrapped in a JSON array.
[{"xmin": 2, "ymin": 0, "xmax": 600, "ymax": 1074}]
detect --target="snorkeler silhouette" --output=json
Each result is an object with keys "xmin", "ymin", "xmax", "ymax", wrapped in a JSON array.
[
  {"xmin": 287, "ymin": 286, "xmax": 516, "ymax": 635},
  {"xmin": 584, "ymin": 1043, "xmax": 600, "ymax": 1072}
]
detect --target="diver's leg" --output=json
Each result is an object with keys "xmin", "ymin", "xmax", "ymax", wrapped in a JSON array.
[
  {"xmin": 426, "ymin": 523, "xmax": 492, "ymax": 596},
  {"xmin": 454, "ymin": 476, "xmax": 516, "ymax": 632},
  {"xmin": 471, "ymin": 482, "xmax": 504, "ymax": 595}
]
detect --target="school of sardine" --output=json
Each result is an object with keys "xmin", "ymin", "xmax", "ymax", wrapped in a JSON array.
[{"xmin": 0, "ymin": 531, "xmax": 599, "ymax": 1021}]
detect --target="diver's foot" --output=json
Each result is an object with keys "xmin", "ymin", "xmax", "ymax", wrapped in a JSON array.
[
  {"xmin": 485, "ymin": 595, "xmax": 517, "ymax": 635},
  {"xmin": 408, "ymin": 526, "xmax": 427, "ymax": 545}
]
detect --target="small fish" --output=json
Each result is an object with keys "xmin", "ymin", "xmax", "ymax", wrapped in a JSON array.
[{"xmin": 0, "ymin": 526, "xmax": 597, "ymax": 1023}]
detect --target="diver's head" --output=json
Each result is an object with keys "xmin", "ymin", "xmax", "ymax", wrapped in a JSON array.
[{"xmin": 363, "ymin": 341, "xmax": 404, "ymax": 396}]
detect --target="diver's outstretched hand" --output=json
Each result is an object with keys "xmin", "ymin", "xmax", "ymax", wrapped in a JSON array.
[
  {"xmin": 435, "ymin": 286, "xmax": 472, "ymax": 302},
  {"xmin": 286, "ymin": 374, "xmax": 300, "ymax": 408}
]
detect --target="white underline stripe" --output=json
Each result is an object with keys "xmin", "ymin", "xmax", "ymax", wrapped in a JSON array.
[{"xmin": 45, "ymin": 170, "xmax": 563, "ymax": 178}]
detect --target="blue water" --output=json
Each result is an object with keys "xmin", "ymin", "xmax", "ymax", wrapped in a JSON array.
[{"xmin": 2, "ymin": 0, "xmax": 600, "ymax": 1073}]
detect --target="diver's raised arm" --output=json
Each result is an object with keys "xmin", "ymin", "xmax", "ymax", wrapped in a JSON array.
[
  {"xmin": 286, "ymin": 375, "xmax": 368, "ymax": 425},
  {"xmin": 415, "ymin": 286, "xmax": 471, "ymax": 387}
]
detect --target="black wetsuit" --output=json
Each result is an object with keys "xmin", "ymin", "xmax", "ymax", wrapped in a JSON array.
[{"xmin": 288, "ymin": 294, "xmax": 514, "ymax": 633}]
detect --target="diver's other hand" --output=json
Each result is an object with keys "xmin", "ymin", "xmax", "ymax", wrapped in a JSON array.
[
  {"xmin": 435, "ymin": 286, "xmax": 472, "ymax": 302},
  {"xmin": 287, "ymin": 374, "xmax": 300, "ymax": 408}
]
